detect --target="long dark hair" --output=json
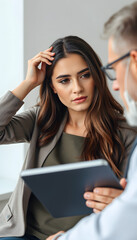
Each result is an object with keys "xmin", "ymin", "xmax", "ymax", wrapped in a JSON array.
[{"xmin": 37, "ymin": 35, "xmax": 125, "ymax": 176}]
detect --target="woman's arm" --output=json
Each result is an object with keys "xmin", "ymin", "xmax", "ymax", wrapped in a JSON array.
[
  {"xmin": 0, "ymin": 92, "xmax": 37, "ymax": 143},
  {"xmin": 12, "ymin": 47, "xmax": 55, "ymax": 101},
  {"xmin": 0, "ymin": 47, "xmax": 55, "ymax": 143}
]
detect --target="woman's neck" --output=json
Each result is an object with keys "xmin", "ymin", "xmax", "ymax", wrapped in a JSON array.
[{"xmin": 64, "ymin": 111, "xmax": 87, "ymax": 137}]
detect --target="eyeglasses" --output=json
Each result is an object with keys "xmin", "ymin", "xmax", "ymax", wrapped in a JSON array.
[{"xmin": 101, "ymin": 51, "xmax": 130, "ymax": 81}]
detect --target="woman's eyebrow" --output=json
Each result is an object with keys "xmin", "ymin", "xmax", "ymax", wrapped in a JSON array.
[
  {"xmin": 77, "ymin": 67, "xmax": 89, "ymax": 75},
  {"xmin": 56, "ymin": 68, "xmax": 89, "ymax": 79},
  {"xmin": 56, "ymin": 74, "xmax": 70, "ymax": 79}
]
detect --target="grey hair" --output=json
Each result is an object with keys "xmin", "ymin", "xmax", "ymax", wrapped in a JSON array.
[{"xmin": 102, "ymin": 1, "xmax": 137, "ymax": 54}]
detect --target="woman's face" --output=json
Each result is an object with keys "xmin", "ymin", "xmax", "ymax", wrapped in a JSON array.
[{"xmin": 51, "ymin": 53, "xmax": 95, "ymax": 115}]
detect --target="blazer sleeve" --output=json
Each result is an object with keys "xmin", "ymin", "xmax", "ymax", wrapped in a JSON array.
[{"xmin": 0, "ymin": 91, "xmax": 38, "ymax": 144}]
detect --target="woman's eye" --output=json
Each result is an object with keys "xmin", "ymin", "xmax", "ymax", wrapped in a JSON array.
[
  {"xmin": 60, "ymin": 78, "xmax": 69, "ymax": 84},
  {"xmin": 81, "ymin": 72, "xmax": 90, "ymax": 79}
]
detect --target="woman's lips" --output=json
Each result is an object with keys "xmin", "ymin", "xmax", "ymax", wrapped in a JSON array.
[{"xmin": 73, "ymin": 96, "xmax": 87, "ymax": 103}]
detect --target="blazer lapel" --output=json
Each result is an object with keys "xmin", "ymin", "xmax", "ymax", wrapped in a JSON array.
[{"xmin": 38, "ymin": 114, "xmax": 68, "ymax": 167}]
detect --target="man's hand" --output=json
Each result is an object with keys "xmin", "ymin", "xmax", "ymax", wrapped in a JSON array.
[
  {"xmin": 84, "ymin": 178, "xmax": 127, "ymax": 213},
  {"xmin": 46, "ymin": 231, "xmax": 64, "ymax": 240}
]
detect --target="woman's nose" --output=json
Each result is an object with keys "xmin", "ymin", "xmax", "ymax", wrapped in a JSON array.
[{"xmin": 73, "ymin": 80, "xmax": 83, "ymax": 93}]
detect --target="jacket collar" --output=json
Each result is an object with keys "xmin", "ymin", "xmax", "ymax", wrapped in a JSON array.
[{"xmin": 38, "ymin": 113, "xmax": 68, "ymax": 167}]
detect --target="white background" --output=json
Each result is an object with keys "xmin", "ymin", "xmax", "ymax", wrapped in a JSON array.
[{"xmin": 0, "ymin": 0, "xmax": 24, "ymax": 183}]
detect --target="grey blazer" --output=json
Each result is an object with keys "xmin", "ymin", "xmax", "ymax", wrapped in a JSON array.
[{"xmin": 0, "ymin": 91, "xmax": 136, "ymax": 237}]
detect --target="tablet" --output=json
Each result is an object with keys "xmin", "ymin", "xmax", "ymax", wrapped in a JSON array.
[{"xmin": 21, "ymin": 159, "xmax": 122, "ymax": 218}]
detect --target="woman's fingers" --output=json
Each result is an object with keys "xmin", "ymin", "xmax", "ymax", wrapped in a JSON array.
[
  {"xmin": 33, "ymin": 51, "xmax": 55, "ymax": 61},
  {"xmin": 25, "ymin": 48, "xmax": 55, "ymax": 88},
  {"xmin": 29, "ymin": 48, "xmax": 55, "ymax": 68},
  {"xmin": 46, "ymin": 46, "xmax": 54, "ymax": 52},
  {"xmin": 41, "ymin": 62, "xmax": 47, "ymax": 72},
  {"xmin": 33, "ymin": 49, "xmax": 55, "ymax": 60},
  {"xmin": 30, "ymin": 56, "xmax": 52, "ymax": 66},
  {"xmin": 30, "ymin": 53, "xmax": 55, "ymax": 66}
]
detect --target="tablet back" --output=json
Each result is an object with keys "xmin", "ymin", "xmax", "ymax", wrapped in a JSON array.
[{"xmin": 21, "ymin": 159, "xmax": 122, "ymax": 218}]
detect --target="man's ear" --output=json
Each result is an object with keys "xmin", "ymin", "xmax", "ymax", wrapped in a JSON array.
[
  {"xmin": 130, "ymin": 50, "xmax": 137, "ymax": 80},
  {"xmin": 130, "ymin": 50, "xmax": 137, "ymax": 67}
]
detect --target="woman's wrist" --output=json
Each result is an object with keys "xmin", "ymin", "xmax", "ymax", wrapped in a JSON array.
[
  {"xmin": 12, "ymin": 79, "xmax": 35, "ymax": 101},
  {"xmin": 23, "ymin": 78, "xmax": 37, "ymax": 92}
]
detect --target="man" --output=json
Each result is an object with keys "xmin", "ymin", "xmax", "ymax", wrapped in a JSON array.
[{"xmin": 47, "ymin": 2, "xmax": 137, "ymax": 239}]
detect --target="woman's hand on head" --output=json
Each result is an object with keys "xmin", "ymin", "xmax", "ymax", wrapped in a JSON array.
[
  {"xmin": 11, "ymin": 47, "xmax": 55, "ymax": 101},
  {"xmin": 83, "ymin": 178, "xmax": 127, "ymax": 213},
  {"xmin": 25, "ymin": 46, "xmax": 55, "ymax": 89}
]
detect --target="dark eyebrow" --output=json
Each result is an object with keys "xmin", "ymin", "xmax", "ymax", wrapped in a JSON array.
[
  {"xmin": 77, "ymin": 68, "xmax": 89, "ymax": 75},
  {"xmin": 56, "ymin": 68, "xmax": 89, "ymax": 79},
  {"xmin": 56, "ymin": 74, "xmax": 70, "ymax": 79}
]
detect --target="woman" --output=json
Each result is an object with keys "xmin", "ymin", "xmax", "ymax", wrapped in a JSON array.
[{"xmin": 0, "ymin": 36, "xmax": 136, "ymax": 240}]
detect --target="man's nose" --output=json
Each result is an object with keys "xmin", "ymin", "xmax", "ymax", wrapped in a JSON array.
[{"xmin": 112, "ymin": 80, "xmax": 120, "ymax": 91}]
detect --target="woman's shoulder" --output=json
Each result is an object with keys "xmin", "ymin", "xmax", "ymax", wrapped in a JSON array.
[{"xmin": 118, "ymin": 119, "xmax": 137, "ymax": 132}]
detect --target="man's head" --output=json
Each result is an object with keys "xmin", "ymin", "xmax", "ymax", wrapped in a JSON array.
[{"xmin": 102, "ymin": 1, "xmax": 137, "ymax": 125}]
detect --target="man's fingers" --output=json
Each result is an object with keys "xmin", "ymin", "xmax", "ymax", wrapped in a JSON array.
[
  {"xmin": 86, "ymin": 200, "xmax": 107, "ymax": 211},
  {"xmin": 46, "ymin": 231, "xmax": 64, "ymax": 240},
  {"xmin": 120, "ymin": 178, "xmax": 127, "ymax": 189},
  {"xmin": 93, "ymin": 208, "xmax": 101, "ymax": 213},
  {"xmin": 93, "ymin": 187, "xmax": 123, "ymax": 198},
  {"xmin": 84, "ymin": 192, "xmax": 112, "ymax": 204}
]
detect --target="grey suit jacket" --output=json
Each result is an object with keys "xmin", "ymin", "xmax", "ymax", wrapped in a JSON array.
[{"xmin": 0, "ymin": 91, "xmax": 136, "ymax": 237}]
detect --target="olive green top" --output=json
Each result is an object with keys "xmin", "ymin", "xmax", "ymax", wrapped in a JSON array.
[{"xmin": 26, "ymin": 132, "xmax": 87, "ymax": 240}]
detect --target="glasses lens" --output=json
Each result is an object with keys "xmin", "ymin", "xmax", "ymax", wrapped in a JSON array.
[{"xmin": 105, "ymin": 68, "xmax": 116, "ymax": 81}]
